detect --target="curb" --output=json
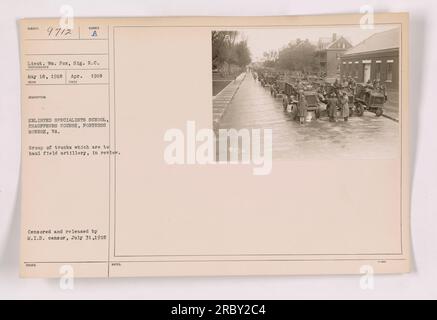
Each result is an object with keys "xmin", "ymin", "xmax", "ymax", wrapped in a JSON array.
[
  {"xmin": 213, "ymin": 73, "xmax": 246, "ymax": 131},
  {"xmin": 382, "ymin": 113, "xmax": 399, "ymax": 123}
]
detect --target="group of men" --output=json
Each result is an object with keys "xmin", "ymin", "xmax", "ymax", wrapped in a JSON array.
[
  {"xmin": 319, "ymin": 77, "xmax": 386, "ymax": 122},
  {"xmin": 336, "ymin": 77, "xmax": 387, "ymax": 99},
  {"xmin": 282, "ymin": 78, "xmax": 351, "ymax": 125},
  {"xmin": 326, "ymin": 91, "xmax": 350, "ymax": 122},
  {"xmin": 253, "ymin": 70, "xmax": 386, "ymax": 124}
]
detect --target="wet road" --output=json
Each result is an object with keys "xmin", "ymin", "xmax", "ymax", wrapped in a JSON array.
[{"xmin": 217, "ymin": 74, "xmax": 400, "ymax": 160}]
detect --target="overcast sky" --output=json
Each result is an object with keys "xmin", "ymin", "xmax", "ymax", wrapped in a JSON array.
[{"xmin": 230, "ymin": 25, "xmax": 400, "ymax": 61}]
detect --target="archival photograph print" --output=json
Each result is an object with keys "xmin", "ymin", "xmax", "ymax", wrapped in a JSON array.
[{"xmin": 212, "ymin": 25, "xmax": 401, "ymax": 160}]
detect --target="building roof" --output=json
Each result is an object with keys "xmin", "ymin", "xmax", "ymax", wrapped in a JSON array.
[
  {"xmin": 317, "ymin": 35, "xmax": 351, "ymax": 51},
  {"xmin": 326, "ymin": 36, "xmax": 351, "ymax": 50},
  {"xmin": 344, "ymin": 28, "xmax": 400, "ymax": 56}
]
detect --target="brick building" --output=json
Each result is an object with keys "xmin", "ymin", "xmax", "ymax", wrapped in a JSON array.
[
  {"xmin": 316, "ymin": 33, "xmax": 353, "ymax": 78},
  {"xmin": 340, "ymin": 28, "xmax": 400, "ymax": 90}
]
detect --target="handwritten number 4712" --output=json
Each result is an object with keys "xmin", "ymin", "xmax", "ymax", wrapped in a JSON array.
[{"xmin": 47, "ymin": 26, "xmax": 72, "ymax": 37}]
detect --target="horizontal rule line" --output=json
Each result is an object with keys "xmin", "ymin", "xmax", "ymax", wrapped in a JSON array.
[
  {"xmin": 23, "ymin": 259, "xmax": 408, "ymax": 264},
  {"xmin": 25, "ymin": 83, "xmax": 109, "ymax": 86},
  {"xmin": 114, "ymin": 252, "xmax": 405, "ymax": 257},
  {"xmin": 24, "ymin": 261, "xmax": 107, "ymax": 264},
  {"xmin": 24, "ymin": 39, "xmax": 108, "ymax": 41},
  {"xmin": 24, "ymin": 53, "xmax": 108, "ymax": 56},
  {"xmin": 25, "ymin": 68, "xmax": 109, "ymax": 71},
  {"xmin": 114, "ymin": 259, "xmax": 408, "ymax": 263}
]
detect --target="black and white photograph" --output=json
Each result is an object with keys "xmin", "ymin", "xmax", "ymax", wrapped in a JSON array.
[
  {"xmin": 212, "ymin": 25, "xmax": 401, "ymax": 160},
  {"xmin": 2, "ymin": 0, "xmax": 437, "ymax": 302}
]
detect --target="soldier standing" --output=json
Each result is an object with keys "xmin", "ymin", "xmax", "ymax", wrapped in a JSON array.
[
  {"xmin": 348, "ymin": 77, "xmax": 356, "ymax": 90},
  {"xmin": 328, "ymin": 93, "xmax": 338, "ymax": 122},
  {"xmin": 340, "ymin": 91, "xmax": 350, "ymax": 122},
  {"xmin": 297, "ymin": 92, "xmax": 308, "ymax": 125},
  {"xmin": 381, "ymin": 83, "xmax": 387, "ymax": 102}
]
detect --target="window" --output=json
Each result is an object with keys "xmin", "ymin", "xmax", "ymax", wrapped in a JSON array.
[
  {"xmin": 386, "ymin": 62, "xmax": 393, "ymax": 82},
  {"xmin": 375, "ymin": 63, "xmax": 381, "ymax": 80}
]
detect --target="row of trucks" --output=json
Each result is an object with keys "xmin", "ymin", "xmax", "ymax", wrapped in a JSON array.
[{"xmin": 255, "ymin": 69, "xmax": 385, "ymax": 121}]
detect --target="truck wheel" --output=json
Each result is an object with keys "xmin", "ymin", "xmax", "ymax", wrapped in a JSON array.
[
  {"xmin": 355, "ymin": 104, "xmax": 364, "ymax": 116},
  {"xmin": 375, "ymin": 108, "xmax": 383, "ymax": 117}
]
